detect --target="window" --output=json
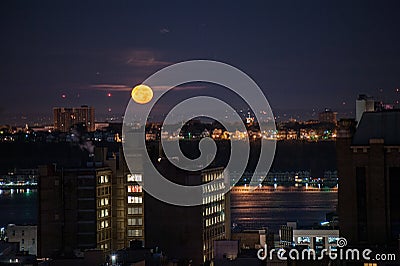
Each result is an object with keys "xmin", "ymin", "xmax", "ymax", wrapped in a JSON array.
[
  {"xmin": 128, "ymin": 196, "xmax": 142, "ymax": 204},
  {"xmin": 98, "ymin": 175, "xmax": 109, "ymax": 184},
  {"xmin": 128, "ymin": 218, "xmax": 143, "ymax": 226},
  {"xmin": 128, "ymin": 207, "xmax": 142, "ymax": 215},
  {"xmin": 100, "ymin": 209, "xmax": 109, "ymax": 218},
  {"xmin": 297, "ymin": 236, "xmax": 310, "ymax": 244},
  {"xmin": 128, "ymin": 229, "xmax": 142, "ymax": 237},
  {"xmin": 127, "ymin": 173, "xmax": 142, "ymax": 182},
  {"xmin": 328, "ymin": 237, "xmax": 338, "ymax": 244},
  {"xmin": 128, "ymin": 185, "xmax": 142, "ymax": 193}
]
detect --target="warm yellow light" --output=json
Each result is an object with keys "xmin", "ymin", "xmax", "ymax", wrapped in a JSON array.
[{"xmin": 131, "ymin": 84, "xmax": 154, "ymax": 104}]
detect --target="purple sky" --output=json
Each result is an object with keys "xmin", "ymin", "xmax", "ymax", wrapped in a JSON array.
[{"xmin": 1, "ymin": 0, "xmax": 400, "ymax": 124}]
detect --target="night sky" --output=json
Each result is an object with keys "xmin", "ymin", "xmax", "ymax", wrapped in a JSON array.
[{"xmin": 1, "ymin": 0, "xmax": 400, "ymax": 124}]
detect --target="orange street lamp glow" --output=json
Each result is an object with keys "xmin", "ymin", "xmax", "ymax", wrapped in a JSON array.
[{"xmin": 131, "ymin": 84, "xmax": 154, "ymax": 104}]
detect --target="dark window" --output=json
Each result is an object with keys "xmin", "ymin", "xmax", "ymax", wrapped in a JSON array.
[
  {"xmin": 389, "ymin": 167, "xmax": 400, "ymax": 241},
  {"xmin": 356, "ymin": 167, "xmax": 367, "ymax": 241}
]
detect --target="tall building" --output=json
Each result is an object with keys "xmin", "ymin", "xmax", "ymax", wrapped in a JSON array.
[
  {"xmin": 337, "ymin": 110, "xmax": 400, "ymax": 247},
  {"xmin": 53, "ymin": 106, "xmax": 95, "ymax": 132},
  {"xmin": 318, "ymin": 108, "xmax": 337, "ymax": 124},
  {"xmin": 37, "ymin": 146, "xmax": 145, "ymax": 257},
  {"xmin": 144, "ymin": 156, "xmax": 231, "ymax": 265},
  {"xmin": 356, "ymin": 94, "xmax": 375, "ymax": 124},
  {"xmin": 38, "ymin": 163, "xmax": 113, "ymax": 258}
]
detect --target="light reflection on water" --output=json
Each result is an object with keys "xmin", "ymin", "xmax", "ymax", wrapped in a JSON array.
[
  {"xmin": 0, "ymin": 188, "xmax": 337, "ymax": 233},
  {"xmin": 231, "ymin": 188, "xmax": 337, "ymax": 233}
]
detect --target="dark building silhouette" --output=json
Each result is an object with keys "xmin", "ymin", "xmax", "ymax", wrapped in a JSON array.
[
  {"xmin": 38, "ymin": 146, "xmax": 145, "ymax": 258},
  {"xmin": 337, "ymin": 111, "xmax": 400, "ymax": 247},
  {"xmin": 129, "ymin": 141, "xmax": 231, "ymax": 265},
  {"xmin": 144, "ymin": 164, "xmax": 231, "ymax": 265},
  {"xmin": 38, "ymin": 164, "xmax": 113, "ymax": 257}
]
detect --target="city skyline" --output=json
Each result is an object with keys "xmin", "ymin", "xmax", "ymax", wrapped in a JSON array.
[{"xmin": 1, "ymin": 1, "xmax": 400, "ymax": 125}]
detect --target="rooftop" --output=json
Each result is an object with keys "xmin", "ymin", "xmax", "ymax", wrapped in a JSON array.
[{"xmin": 353, "ymin": 110, "xmax": 400, "ymax": 145}]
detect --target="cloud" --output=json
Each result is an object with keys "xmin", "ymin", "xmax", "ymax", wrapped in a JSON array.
[
  {"xmin": 89, "ymin": 84, "xmax": 131, "ymax": 91},
  {"xmin": 152, "ymin": 85, "xmax": 206, "ymax": 91},
  {"xmin": 159, "ymin": 28, "xmax": 170, "ymax": 34},
  {"xmin": 88, "ymin": 84, "xmax": 206, "ymax": 92},
  {"xmin": 124, "ymin": 49, "xmax": 172, "ymax": 67}
]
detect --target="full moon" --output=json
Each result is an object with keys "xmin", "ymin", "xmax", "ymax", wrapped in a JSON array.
[{"xmin": 131, "ymin": 84, "xmax": 154, "ymax": 104}]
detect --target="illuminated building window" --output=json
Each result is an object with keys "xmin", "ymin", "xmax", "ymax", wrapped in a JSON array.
[
  {"xmin": 128, "ymin": 229, "xmax": 142, "ymax": 237},
  {"xmin": 128, "ymin": 207, "xmax": 142, "ymax": 214},
  {"xmin": 127, "ymin": 174, "xmax": 142, "ymax": 182},
  {"xmin": 128, "ymin": 196, "xmax": 142, "ymax": 204},
  {"xmin": 98, "ymin": 175, "xmax": 109, "ymax": 184},
  {"xmin": 128, "ymin": 185, "xmax": 142, "ymax": 193},
  {"xmin": 100, "ymin": 209, "xmax": 109, "ymax": 217},
  {"xmin": 128, "ymin": 218, "xmax": 143, "ymax": 226}
]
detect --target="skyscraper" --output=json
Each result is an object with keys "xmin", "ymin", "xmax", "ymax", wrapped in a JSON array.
[{"xmin": 53, "ymin": 106, "xmax": 95, "ymax": 132}]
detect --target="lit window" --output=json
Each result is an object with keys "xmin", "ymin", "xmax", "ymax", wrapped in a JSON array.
[
  {"xmin": 128, "ymin": 185, "xmax": 142, "ymax": 193},
  {"xmin": 128, "ymin": 229, "xmax": 142, "ymax": 237},
  {"xmin": 128, "ymin": 196, "xmax": 142, "ymax": 204},
  {"xmin": 127, "ymin": 173, "xmax": 142, "ymax": 182}
]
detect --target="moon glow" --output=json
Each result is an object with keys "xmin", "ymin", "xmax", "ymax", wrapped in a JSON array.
[{"xmin": 131, "ymin": 84, "xmax": 154, "ymax": 104}]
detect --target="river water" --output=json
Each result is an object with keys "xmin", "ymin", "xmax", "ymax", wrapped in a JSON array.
[
  {"xmin": 231, "ymin": 189, "xmax": 338, "ymax": 232},
  {"xmin": 0, "ymin": 188, "xmax": 337, "ymax": 234}
]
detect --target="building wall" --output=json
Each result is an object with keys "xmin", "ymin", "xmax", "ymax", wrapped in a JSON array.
[
  {"xmin": 53, "ymin": 106, "xmax": 95, "ymax": 132},
  {"xmin": 337, "ymin": 117, "xmax": 400, "ymax": 247},
  {"xmin": 38, "ymin": 164, "xmax": 113, "ymax": 257},
  {"xmin": 6, "ymin": 224, "xmax": 37, "ymax": 255},
  {"xmin": 202, "ymin": 168, "xmax": 231, "ymax": 262}
]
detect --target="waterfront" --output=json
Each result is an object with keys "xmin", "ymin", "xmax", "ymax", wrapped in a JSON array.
[
  {"xmin": 231, "ymin": 187, "xmax": 338, "ymax": 232},
  {"xmin": 0, "ymin": 187, "xmax": 336, "ymax": 234}
]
